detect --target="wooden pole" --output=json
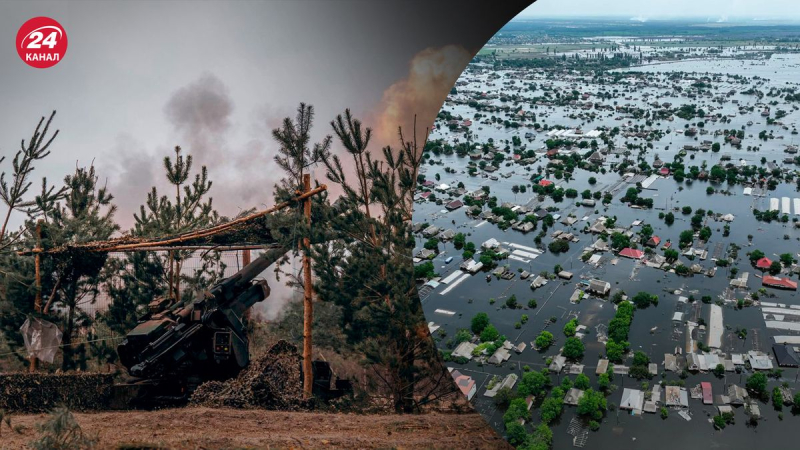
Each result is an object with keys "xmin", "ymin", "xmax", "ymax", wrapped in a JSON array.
[
  {"xmin": 302, "ymin": 174, "xmax": 314, "ymax": 399},
  {"xmin": 30, "ymin": 220, "xmax": 43, "ymax": 372},
  {"xmin": 242, "ymin": 249, "xmax": 252, "ymax": 322}
]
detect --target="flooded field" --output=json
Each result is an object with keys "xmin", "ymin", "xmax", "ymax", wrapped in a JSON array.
[{"xmin": 414, "ymin": 20, "xmax": 800, "ymax": 449}]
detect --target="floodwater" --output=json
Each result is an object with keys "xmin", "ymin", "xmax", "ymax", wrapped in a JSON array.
[{"xmin": 415, "ymin": 50, "xmax": 800, "ymax": 448}]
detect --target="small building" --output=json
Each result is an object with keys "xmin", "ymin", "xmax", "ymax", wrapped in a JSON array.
[
  {"xmin": 747, "ymin": 350, "xmax": 774, "ymax": 370},
  {"xmin": 619, "ymin": 247, "xmax": 644, "ymax": 259},
  {"xmin": 558, "ymin": 271, "xmax": 574, "ymax": 280},
  {"xmin": 701, "ymin": 382, "xmax": 713, "ymax": 405},
  {"xmin": 756, "ymin": 257, "xmax": 773, "ymax": 270},
  {"xmin": 727, "ymin": 385, "xmax": 748, "ymax": 405},
  {"xmin": 665, "ymin": 386, "xmax": 689, "ymax": 407},
  {"xmin": 587, "ymin": 279, "xmax": 611, "ymax": 295},
  {"xmin": 646, "ymin": 236, "xmax": 661, "ymax": 247},
  {"xmin": 451, "ymin": 370, "xmax": 477, "ymax": 401},
  {"xmin": 549, "ymin": 355, "xmax": 567, "ymax": 373},
  {"xmin": 596, "ymin": 359, "xmax": 609, "ymax": 375},
  {"xmin": 488, "ymin": 347, "xmax": 511, "ymax": 365},
  {"xmin": 445, "ymin": 200, "xmax": 464, "ymax": 211},
  {"xmin": 763, "ymin": 276, "xmax": 798, "ymax": 290},
  {"xmin": 773, "ymin": 344, "xmax": 800, "ymax": 367},
  {"xmin": 664, "ymin": 354, "xmax": 678, "ymax": 372},
  {"xmin": 620, "ymin": 388, "xmax": 645, "ymax": 413},
  {"xmin": 564, "ymin": 388, "xmax": 585, "ymax": 406},
  {"xmin": 530, "ymin": 275, "xmax": 547, "ymax": 290},
  {"xmin": 451, "ymin": 341, "xmax": 477, "ymax": 360}
]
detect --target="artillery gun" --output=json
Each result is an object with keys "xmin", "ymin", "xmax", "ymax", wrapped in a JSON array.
[{"xmin": 114, "ymin": 246, "xmax": 350, "ymax": 406}]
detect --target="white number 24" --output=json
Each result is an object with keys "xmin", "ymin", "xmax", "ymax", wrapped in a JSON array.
[{"xmin": 27, "ymin": 31, "xmax": 58, "ymax": 49}]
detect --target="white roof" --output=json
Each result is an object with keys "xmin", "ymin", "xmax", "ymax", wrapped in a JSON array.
[{"xmin": 620, "ymin": 388, "xmax": 644, "ymax": 411}]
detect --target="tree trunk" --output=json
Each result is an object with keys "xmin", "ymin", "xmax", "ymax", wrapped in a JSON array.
[{"xmin": 61, "ymin": 303, "xmax": 75, "ymax": 371}]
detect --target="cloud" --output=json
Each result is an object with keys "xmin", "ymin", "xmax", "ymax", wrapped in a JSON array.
[{"xmin": 371, "ymin": 45, "xmax": 473, "ymax": 149}]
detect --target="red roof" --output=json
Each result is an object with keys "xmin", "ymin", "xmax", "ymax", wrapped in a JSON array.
[
  {"xmin": 763, "ymin": 276, "xmax": 798, "ymax": 290},
  {"xmin": 453, "ymin": 374, "xmax": 475, "ymax": 398},
  {"xmin": 446, "ymin": 200, "xmax": 463, "ymax": 210},
  {"xmin": 662, "ymin": 241, "xmax": 672, "ymax": 249},
  {"xmin": 659, "ymin": 167, "xmax": 670, "ymax": 175},
  {"xmin": 420, "ymin": 191, "xmax": 431, "ymax": 199},
  {"xmin": 701, "ymin": 382, "xmax": 712, "ymax": 404},
  {"xmin": 647, "ymin": 236, "xmax": 661, "ymax": 246},
  {"xmin": 538, "ymin": 179, "xmax": 553, "ymax": 187},
  {"xmin": 756, "ymin": 257, "xmax": 773, "ymax": 270},
  {"xmin": 619, "ymin": 248, "xmax": 644, "ymax": 259}
]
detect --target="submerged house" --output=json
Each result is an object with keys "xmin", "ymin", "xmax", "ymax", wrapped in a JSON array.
[
  {"xmin": 619, "ymin": 247, "xmax": 644, "ymax": 259},
  {"xmin": 763, "ymin": 276, "xmax": 798, "ymax": 290},
  {"xmin": 773, "ymin": 344, "xmax": 800, "ymax": 367},
  {"xmin": 587, "ymin": 279, "xmax": 611, "ymax": 295}
]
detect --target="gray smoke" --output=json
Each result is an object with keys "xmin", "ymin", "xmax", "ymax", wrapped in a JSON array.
[{"xmin": 164, "ymin": 73, "xmax": 233, "ymax": 162}]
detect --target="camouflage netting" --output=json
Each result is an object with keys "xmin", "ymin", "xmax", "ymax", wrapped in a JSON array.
[
  {"xmin": 0, "ymin": 372, "xmax": 114, "ymax": 412},
  {"xmin": 190, "ymin": 340, "xmax": 311, "ymax": 410}
]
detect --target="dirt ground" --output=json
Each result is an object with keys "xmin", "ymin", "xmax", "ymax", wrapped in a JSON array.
[{"xmin": 1, "ymin": 406, "xmax": 509, "ymax": 449}]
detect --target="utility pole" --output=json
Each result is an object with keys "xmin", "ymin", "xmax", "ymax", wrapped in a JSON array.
[
  {"xmin": 30, "ymin": 219, "xmax": 43, "ymax": 372},
  {"xmin": 302, "ymin": 174, "xmax": 314, "ymax": 399}
]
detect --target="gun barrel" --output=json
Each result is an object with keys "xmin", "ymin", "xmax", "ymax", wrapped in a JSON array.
[{"xmin": 234, "ymin": 246, "xmax": 285, "ymax": 286}]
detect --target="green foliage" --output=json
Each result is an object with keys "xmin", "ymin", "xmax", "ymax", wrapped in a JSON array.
[
  {"xmin": 505, "ymin": 421, "xmax": 528, "ymax": 447},
  {"xmin": 610, "ymin": 232, "xmax": 630, "ymax": 250},
  {"xmin": 772, "ymin": 387, "xmax": 784, "ymax": 411},
  {"xmin": 605, "ymin": 340, "xmax": 626, "ymax": 363},
  {"xmin": 563, "ymin": 337, "xmax": 585, "ymax": 360},
  {"xmin": 518, "ymin": 369, "xmax": 551, "ymax": 398},
  {"xmin": 563, "ymin": 318, "xmax": 578, "ymax": 337},
  {"xmin": 632, "ymin": 291, "xmax": 658, "ymax": 309},
  {"xmin": 471, "ymin": 312, "xmax": 490, "ymax": 334},
  {"xmin": 577, "ymin": 388, "xmax": 606, "ymax": 420},
  {"xmin": 632, "ymin": 351, "xmax": 649, "ymax": 367},
  {"xmin": 480, "ymin": 324, "xmax": 500, "ymax": 342},
  {"xmin": 540, "ymin": 395, "xmax": 564, "ymax": 424},
  {"xmin": 414, "ymin": 261, "xmax": 435, "ymax": 280},
  {"xmin": 746, "ymin": 372, "xmax": 768, "ymax": 396},
  {"xmin": 503, "ymin": 397, "xmax": 531, "ymax": 424},
  {"xmin": 598, "ymin": 373, "xmax": 611, "ymax": 391},
  {"xmin": 535, "ymin": 331, "xmax": 554, "ymax": 350},
  {"xmin": 423, "ymin": 238, "xmax": 439, "ymax": 251},
  {"xmin": 506, "ymin": 294, "xmax": 518, "ymax": 309},
  {"xmin": 548, "ymin": 239, "xmax": 570, "ymax": 254},
  {"xmin": 519, "ymin": 424, "xmax": 553, "ymax": 450},
  {"xmin": 574, "ymin": 373, "xmax": 590, "ymax": 390}
]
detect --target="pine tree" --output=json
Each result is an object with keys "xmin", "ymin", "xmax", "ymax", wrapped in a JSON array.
[
  {"xmin": 38, "ymin": 165, "xmax": 119, "ymax": 370},
  {"xmin": 311, "ymin": 109, "xmax": 450, "ymax": 412},
  {"xmin": 133, "ymin": 146, "xmax": 219, "ymax": 304},
  {"xmin": 0, "ymin": 112, "xmax": 65, "ymax": 368}
]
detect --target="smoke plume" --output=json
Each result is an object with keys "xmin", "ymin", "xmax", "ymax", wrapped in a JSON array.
[{"xmin": 371, "ymin": 45, "xmax": 473, "ymax": 149}]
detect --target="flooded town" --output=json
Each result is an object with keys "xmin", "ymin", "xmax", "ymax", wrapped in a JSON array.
[{"xmin": 413, "ymin": 15, "xmax": 800, "ymax": 450}]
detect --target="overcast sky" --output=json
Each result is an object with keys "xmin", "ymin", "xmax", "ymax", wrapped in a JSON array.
[
  {"xmin": 0, "ymin": 0, "xmax": 528, "ymax": 231},
  {"xmin": 519, "ymin": 0, "xmax": 800, "ymax": 20}
]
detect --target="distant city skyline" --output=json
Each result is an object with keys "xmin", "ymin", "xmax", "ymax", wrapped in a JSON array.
[{"xmin": 518, "ymin": 0, "xmax": 800, "ymax": 21}]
